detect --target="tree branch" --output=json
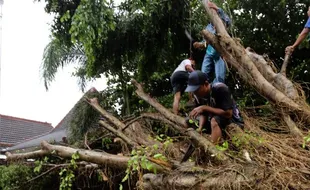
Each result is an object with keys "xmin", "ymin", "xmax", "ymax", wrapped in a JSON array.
[
  {"xmin": 122, "ymin": 116, "xmax": 143, "ymax": 131},
  {"xmin": 131, "ymin": 79, "xmax": 229, "ymax": 161},
  {"xmin": 131, "ymin": 80, "xmax": 186, "ymax": 132},
  {"xmin": 280, "ymin": 52, "xmax": 292, "ymax": 76},
  {"xmin": 85, "ymin": 97, "xmax": 125, "ymax": 129},
  {"xmin": 201, "ymin": 0, "xmax": 229, "ymax": 37},
  {"xmin": 99, "ymin": 120, "xmax": 138, "ymax": 147},
  {"xmin": 6, "ymin": 141, "xmax": 169, "ymax": 173},
  {"xmin": 6, "ymin": 150, "xmax": 49, "ymax": 161},
  {"xmin": 201, "ymin": 30, "xmax": 310, "ymax": 124}
]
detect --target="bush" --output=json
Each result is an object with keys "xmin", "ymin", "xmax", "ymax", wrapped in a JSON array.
[{"xmin": 0, "ymin": 164, "xmax": 32, "ymax": 190}]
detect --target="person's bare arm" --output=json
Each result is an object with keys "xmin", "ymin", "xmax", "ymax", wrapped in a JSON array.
[
  {"xmin": 185, "ymin": 65, "xmax": 195, "ymax": 72},
  {"xmin": 193, "ymin": 42, "xmax": 206, "ymax": 50},
  {"xmin": 286, "ymin": 28, "xmax": 310, "ymax": 53},
  {"xmin": 190, "ymin": 105, "xmax": 232, "ymax": 119}
]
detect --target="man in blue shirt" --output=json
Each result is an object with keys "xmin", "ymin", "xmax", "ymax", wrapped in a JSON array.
[
  {"xmin": 185, "ymin": 71, "xmax": 233, "ymax": 143},
  {"xmin": 193, "ymin": 1, "xmax": 231, "ymax": 83},
  {"xmin": 286, "ymin": 6, "xmax": 310, "ymax": 53}
]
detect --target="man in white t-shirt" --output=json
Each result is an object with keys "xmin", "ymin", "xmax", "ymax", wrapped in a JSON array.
[{"xmin": 170, "ymin": 58, "xmax": 195, "ymax": 114}]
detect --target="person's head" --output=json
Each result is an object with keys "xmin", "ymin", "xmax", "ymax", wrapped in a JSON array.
[{"xmin": 185, "ymin": 71, "xmax": 211, "ymax": 97}]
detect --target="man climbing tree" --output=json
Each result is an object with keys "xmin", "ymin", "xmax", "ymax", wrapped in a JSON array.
[
  {"xmin": 193, "ymin": 1, "xmax": 231, "ymax": 83},
  {"xmin": 285, "ymin": 5, "xmax": 310, "ymax": 53},
  {"xmin": 185, "ymin": 71, "xmax": 233, "ymax": 143},
  {"xmin": 171, "ymin": 58, "xmax": 196, "ymax": 115}
]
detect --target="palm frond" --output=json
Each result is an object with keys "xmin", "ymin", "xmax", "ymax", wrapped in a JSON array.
[{"xmin": 40, "ymin": 38, "xmax": 86, "ymax": 90}]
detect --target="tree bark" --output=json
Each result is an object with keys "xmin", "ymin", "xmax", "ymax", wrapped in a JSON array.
[
  {"xmin": 6, "ymin": 150, "xmax": 49, "ymax": 161},
  {"xmin": 6, "ymin": 141, "xmax": 169, "ymax": 172},
  {"xmin": 246, "ymin": 50, "xmax": 299, "ymax": 100},
  {"xmin": 86, "ymin": 97, "xmax": 156, "ymax": 146},
  {"xmin": 280, "ymin": 52, "xmax": 292, "ymax": 76},
  {"xmin": 141, "ymin": 171, "xmax": 252, "ymax": 190},
  {"xmin": 131, "ymin": 79, "xmax": 229, "ymax": 161},
  {"xmin": 98, "ymin": 120, "xmax": 138, "ymax": 147},
  {"xmin": 202, "ymin": 30, "xmax": 310, "ymax": 125},
  {"xmin": 201, "ymin": 1, "xmax": 310, "ymax": 126}
]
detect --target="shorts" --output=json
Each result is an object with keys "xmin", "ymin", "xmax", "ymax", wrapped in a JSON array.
[
  {"xmin": 186, "ymin": 115, "xmax": 231, "ymax": 134},
  {"xmin": 206, "ymin": 115, "xmax": 231, "ymax": 132},
  {"xmin": 170, "ymin": 71, "xmax": 189, "ymax": 94}
]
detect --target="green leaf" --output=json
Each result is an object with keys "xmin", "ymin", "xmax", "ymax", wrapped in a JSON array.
[
  {"xmin": 122, "ymin": 173, "xmax": 129, "ymax": 182},
  {"xmin": 153, "ymin": 153, "xmax": 163, "ymax": 159},
  {"xmin": 153, "ymin": 144, "xmax": 159, "ymax": 150},
  {"xmin": 131, "ymin": 150, "xmax": 136, "ymax": 155},
  {"xmin": 146, "ymin": 162, "xmax": 153, "ymax": 171},
  {"xmin": 216, "ymin": 141, "xmax": 229, "ymax": 151}
]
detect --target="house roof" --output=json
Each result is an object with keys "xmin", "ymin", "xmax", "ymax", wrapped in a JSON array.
[
  {"xmin": 2, "ymin": 87, "xmax": 99, "ymax": 153},
  {"xmin": 1, "ymin": 106, "xmax": 75, "ymax": 152},
  {"xmin": 0, "ymin": 114, "xmax": 53, "ymax": 147}
]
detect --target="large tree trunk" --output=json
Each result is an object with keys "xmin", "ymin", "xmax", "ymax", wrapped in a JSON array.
[
  {"xmin": 6, "ymin": 141, "xmax": 170, "ymax": 172},
  {"xmin": 201, "ymin": 1, "xmax": 310, "ymax": 125}
]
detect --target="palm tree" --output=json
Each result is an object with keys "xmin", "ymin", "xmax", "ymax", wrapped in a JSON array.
[{"xmin": 41, "ymin": 38, "xmax": 88, "ymax": 91}]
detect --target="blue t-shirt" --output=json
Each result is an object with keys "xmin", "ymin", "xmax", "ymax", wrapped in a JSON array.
[
  {"xmin": 205, "ymin": 8, "xmax": 231, "ymax": 57},
  {"xmin": 305, "ymin": 17, "xmax": 310, "ymax": 28}
]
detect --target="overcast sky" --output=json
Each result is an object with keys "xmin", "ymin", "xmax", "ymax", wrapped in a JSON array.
[{"xmin": 0, "ymin": 0, "xmax": 107, "ymax": 126}]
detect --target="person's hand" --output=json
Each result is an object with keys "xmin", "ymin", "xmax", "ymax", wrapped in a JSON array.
[
  {"xmin": 190, "ymin": 106, "xmax": 205, "ymax": 119},
  {"xmin": 193, "ymin": 42, "xmax": 205, "ymax": 50},
  {"xmin": 285, "ymin": 46, "xmax": 294, "ymax": 54},
  {"xmin": 208, "ymin": 1, "xmax": 218, "ymax": 10}
]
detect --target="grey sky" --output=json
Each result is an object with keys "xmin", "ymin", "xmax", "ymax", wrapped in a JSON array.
[{"xmin": 0, "ymin": 0, "xmax": 107, "ymax": 126}]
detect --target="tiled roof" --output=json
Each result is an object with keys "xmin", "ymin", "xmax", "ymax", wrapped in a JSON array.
[
  {"xmin": 0, "ymin": 114, "xmax": 53, "ymax": 146},
  {"xmin": 3, "ymin": 87, "xmax": 99, "ymax": 152},
  {"xmin": 1, "ymin": 111, "xmax": 74, "ymax": 152}
]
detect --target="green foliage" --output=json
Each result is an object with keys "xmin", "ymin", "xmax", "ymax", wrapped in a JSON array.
[
  {"xmin": 40, "ymin": 0, "xmax": 310, "ymax": 121},
  {"xmin": 69, "ymin": 0, "xmax": 115, "ymax": 76},
  {"xmin": 41, "ymin": 38, "xmax": 86, "ymax": 91},
  {"xmin": 120, "ymin": 136, "xmax": 171, "ymax": 189},
  {"xmin": 68, "ymin": 89, "xmax": 104, "ymax": 143},
  {"xmin": 59, "ymin": 168, "xmax": 75, "ymax": 190},
  {"xmin": 216, "ymin": 141, "xmax": 229, "ymax": 151},
  {"xmin": 40, "ymin": 0, "xmax": 207, "ymax": 117},
  {"xmin": 102, "ymin": 137, "xmax": 112, "ymax": 149},
  {"xmin": 59, "ymin": 152, "xmax": 80, "ymax": 190},
  {"xmin": 0, "ymin": 164, "xmax": 32, "ymax": 190},
  {"xmin": 154, "ymin": 134, "xmax": 174, "ymax": 150},
  {"xmin": 34, "ymin": 156, "xmax": 49, "ymax": 173},
  {"xmin": 302, "ymin": 131, "xmax": 310, "ymax": 149},
  {"xmin": 227, "ymin": 0, "xmax": 310, "ymax": 102},
  {"xmin": 188, "ymin": 119, "xmax": 199, "ymax": 128},
  {"xmin": 231, "ymin": 130, "xmax": 265, "ymax": 148}
]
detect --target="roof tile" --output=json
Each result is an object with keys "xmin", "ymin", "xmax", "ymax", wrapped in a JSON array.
[{"xmin": 0, "ymin": 114, "xmax": 53, "ymax": 146}]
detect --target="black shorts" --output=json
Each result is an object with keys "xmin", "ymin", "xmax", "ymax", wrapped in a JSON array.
[
  {"xmin": 185, "ymin": 115, "xmax": 231, "ymax": 134},
  {"xmin": 170, "ymin": 71, "xmax": 189, "ymax": 94},
  {"xmin": 204, "ymin": 115, "xmax": 231, "ymax": 134}
]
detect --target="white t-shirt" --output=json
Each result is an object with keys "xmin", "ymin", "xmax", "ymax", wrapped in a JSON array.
[{"xmin": 172, "ymin": 59, "xmax": 192, "ymax": 74}]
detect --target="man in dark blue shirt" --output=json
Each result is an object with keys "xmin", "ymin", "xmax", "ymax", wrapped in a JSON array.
[
  {"xmin": 185, "ymin": 71, "xmax": 233, "ymax": 144},
  {"xmin": 286, "ymin": 6, "xmax": 310, "ymax": 53}
]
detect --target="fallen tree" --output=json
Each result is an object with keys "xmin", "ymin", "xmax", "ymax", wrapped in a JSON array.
[
  {"xmin": 5, "ymin": 81, "xmax": 310, "ymax": 189},
  {"xmin": 4, "ymin": 1, "xmax": 310, "ymax": 189}
]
